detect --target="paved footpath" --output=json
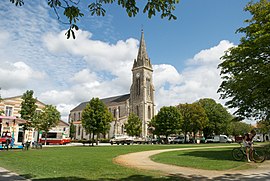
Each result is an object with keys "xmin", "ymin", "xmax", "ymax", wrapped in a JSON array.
[
  {"xmin": 0, "ymin": 167, "xmax": 30, "ymax": 181},
  {"xmin": 114, "ymin": 145, "xmax": 270, "ymax": 181}
]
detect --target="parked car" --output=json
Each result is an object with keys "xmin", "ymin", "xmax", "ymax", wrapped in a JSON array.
[
  {"xmin": 110, "ymin": 134, "xmax": 133, "ymax": 145},
  {"xmin": 172, "ymin": 136, "xmax": 185, "ymax": 144},
  {"xmin": 0, "ymin": 131, "xmax": 12, "ymax": 144},
  {"xmin": 253, "ymin": 138, "xmax": 261, "ymax": 142},
  {"xmin": 205, "ymin": 135, "xmax": 232, "ymax": 143},
  {"xmin": 205, "ymin": 136, "xmax": 215, "ymax": 143}
]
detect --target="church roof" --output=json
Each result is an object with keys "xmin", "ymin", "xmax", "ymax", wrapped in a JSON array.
[{"xmin": 70, "ymin": 94, "xmax": 130, "ymax": 112}]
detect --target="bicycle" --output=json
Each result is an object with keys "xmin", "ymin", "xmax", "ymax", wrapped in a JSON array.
[
  {"xmin": 232, "ymin": 142, "xmax": 266, "ymax": 163},
  {"xmin": 31, "ymin": 141, "xmax": 42, "ymax": 149}
]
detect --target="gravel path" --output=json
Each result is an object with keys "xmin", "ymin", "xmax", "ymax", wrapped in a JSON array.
[{"xmin": 114, "ymin": 145, "xmax": 270, "ymax": 180}]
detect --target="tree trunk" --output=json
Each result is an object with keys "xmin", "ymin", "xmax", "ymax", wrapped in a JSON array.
[
  {"xmin": 96, "ymin": 133, "xmax": 99, "ymax": 146},
  {"xmin": 92, "ymin": 132, "xmax": 95, "ymax": 146},
  {"xmin": 45, "ymin": 132, "xmax": 47, "ymax": 145},
  {"xmin": 37, "ymin": 129, "xmax": 40, "ymax": 143},
  {"xmin": 184, "ymin": 131, "xmax": 186, "ymax": 143},
  {"xmin": 193, "ymin": 130, "xmax": 196, "ymax": 143},
  {"xmin": 22, "ymin": 130, "xmax": 25, "ymax": 145}
]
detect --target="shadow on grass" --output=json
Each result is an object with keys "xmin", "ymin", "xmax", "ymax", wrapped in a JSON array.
[
  {"xmin": 179, "ymin": 149, "xmax": 236, "ymax": 161},
  {"xmin": 180, "ymin": 147, "xmax": 270, "ymax": 162},
  {"xmin": 0, "ymin": 171, "xmax": 27, "ymax": 181}
]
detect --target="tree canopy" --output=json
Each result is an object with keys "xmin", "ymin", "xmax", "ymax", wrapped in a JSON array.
[
  {"xmin": 20, "ymin": 90, "xmax": 38, "ymax": 143},
  {"xmin": 38, "ymin": 104, "xmax": 61, "ymax": 145},
  {"xmin": 197, "ymin": 98, "xmax": 232, "ymax": 137},
  {"xmin": 150, "ymin": 106, "xmax": 182, "ymax": 139},
  {"xmin": 177, "ymin": 103, "xmax": 208, "ymax": 142},
  {"xmin": 125, "ymin": 113, "xmax": 142, "ymax": 137},
  {"xmin": 10, "ymin": 0, "xmax": 179, "ymax": 39},
  {"xmin": 257, "ymin": 119, "xmax": 270, "ymax": 135},
  {"xmin": 218, "ymin": 0, "xmax": 270, "ymax": 121},
  {"xmin": 81, "ymin": 97, "xmax": 112, "ymax": 146},
  {"xmin": 227, "ymin": 121, "xmax": 252, "ymax": 137},
  {"xmin": 69, "ymin": 121, "xmax": 76, "ymax": 140},
  {"xmin": 20, "ymin": 90, "xmax": 38, "ymax": 122}
]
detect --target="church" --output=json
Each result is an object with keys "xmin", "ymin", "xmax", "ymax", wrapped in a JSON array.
[{"xmin": 69, "ymin": 31, "xmax": 155, "ymax": 139}]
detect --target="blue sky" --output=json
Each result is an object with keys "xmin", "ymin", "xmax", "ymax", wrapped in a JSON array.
[{"xmin": 0, "ymin": 0, "xmax": 252, "ymax": 122}]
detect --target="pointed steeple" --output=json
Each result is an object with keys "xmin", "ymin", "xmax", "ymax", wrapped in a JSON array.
[
  {"xmin": 133, "ymin": 30, "xmax": 152, "ymax": 69},
  {"xmin": 137, "ymin": 29, "xmax": 149, "ymax": 61}
]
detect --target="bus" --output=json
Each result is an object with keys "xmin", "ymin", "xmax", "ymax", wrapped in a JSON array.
[{"xmin": 39, "ymin": 132, "xmax": 71, "ymax": 145}]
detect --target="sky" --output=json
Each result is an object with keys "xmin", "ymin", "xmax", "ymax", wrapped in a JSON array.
[{"xmin": 0, "ymin": 0, "xmax": 253, "ymax": 122}]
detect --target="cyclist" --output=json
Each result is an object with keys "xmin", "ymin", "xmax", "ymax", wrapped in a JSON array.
[{"xmin": 243, "ymin": 129, "xmax": 256, "ymax": 162}]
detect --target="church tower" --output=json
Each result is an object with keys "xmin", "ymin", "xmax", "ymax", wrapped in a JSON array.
[{"xmin": 130, "ymin": 30, "xmax": 155, "ymax": 137}]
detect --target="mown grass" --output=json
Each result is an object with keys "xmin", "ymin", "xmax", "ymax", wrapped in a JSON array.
[
  {"xmin": 0, "ymin": 144, "xmax": 245, "ymax": 180},
  {"xmin": 151, "ymin": 147, "xmax": 255, "ymax": 171}
]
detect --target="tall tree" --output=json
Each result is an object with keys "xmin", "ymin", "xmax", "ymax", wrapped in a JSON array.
[
  {"xmin": 125, "ymin": 113, "xmax": 142, "ymax": 137},
  {"xmin": 227, "ymin": 121, "xmax": 252, "ymax": 138},
  {"xmin": 20, "ymin": 90, "xmax": 37, "ymax": 143},
  {"xmin": 150, "ymin": 106, "xmax": 182, "ymax": 143},
  {"xmin": 218, "ymin": 0, "xmax": 270, "ymax": 121},
  {"xmin": 257, "ymin": 120, "xmax": 270, "ymax": 141},
  {"xmin": 81, "ymin": 98, "xmax": 112, "ymax": 146},
  {"xmin": 38, "ymin": 105, "xmax": 61, "ymax": 145},
  {"xmin": 69, "ymin": 121, "xmax": 76, "ymax": 140},
  {"xmin": 197, "ymin": 98, "xmax": 233, "ymax": 138},
  {"xmin": 10, "ymin": 0, "xmax": 179, "ymax": 39},
  {"xmin": 177, "ymin": 103, "xmax": 208, "ymax": 143}
]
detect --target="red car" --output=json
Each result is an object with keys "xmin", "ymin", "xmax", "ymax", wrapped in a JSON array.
[{"xmin": 0, "ymin": 131, "xmax": 12, "ymax": 144}]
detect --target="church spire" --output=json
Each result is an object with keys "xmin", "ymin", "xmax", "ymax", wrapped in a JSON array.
[
  {"xmin": 137, "ymin": 29, "xmax": 149, "ymax": 61},
  {"xmin": 133, "ymin": 30, "xmax": 152, "ymax": 69}
]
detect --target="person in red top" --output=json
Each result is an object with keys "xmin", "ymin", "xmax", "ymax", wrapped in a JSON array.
[{"xmin": 243, "ymin": 129, "xmax": 256, "ymax": 162}]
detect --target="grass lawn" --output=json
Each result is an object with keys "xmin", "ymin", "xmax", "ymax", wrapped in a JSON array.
[
  {"xmin": 151, "ymin": 147, "xmax": 254, "ymax": 171},
  {"xmin": 0, "ymin": 144, "xmax": 247, "ymax": 180}
]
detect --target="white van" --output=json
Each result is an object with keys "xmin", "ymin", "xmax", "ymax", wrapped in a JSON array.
[
  {"xmin": 219, "ymin": 135, "xmax": 232, "ymax": 143},
  {"xmin": 206, "ymin": 135, "xmax": 232, "ymax": 143}
]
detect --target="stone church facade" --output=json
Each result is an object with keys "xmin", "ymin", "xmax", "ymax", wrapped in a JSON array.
[{"xmin": 69, "ymin": 31, "xmax": 155, "ymax": 139}]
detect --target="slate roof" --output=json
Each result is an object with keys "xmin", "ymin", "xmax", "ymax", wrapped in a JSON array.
[{"xmin": 70, "ymin": 94, "xmax": 130, "ymax": 112}]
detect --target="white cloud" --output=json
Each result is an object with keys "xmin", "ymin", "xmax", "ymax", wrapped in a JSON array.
[
  {"xmin": 43, "ymin": 30, "xmax": 138, "ymax": 74},
  {"xmin": 187, "ymin": 40, "xmax": 234, "ymax": 66},
  {"xmin": 0, "ymin": 61, "xmax": 45, "ymax": 89},
  {"xmin": 153, "ymin": 64, "xmax": 182, "ymax": 88},
  {"xmin": 56, "ymin": 104, "xmax": 76, "ymax": 122},
  {"xmin": 39, "ymin": 90, "xmax": 75, "ymax": 105},
  {"xmin": 153, "ymin": 40, "xmax": 235, "ymax": 110},
  {"xmin": 70, "ymin": 69, "xmax": 100, "ymax": 84}
]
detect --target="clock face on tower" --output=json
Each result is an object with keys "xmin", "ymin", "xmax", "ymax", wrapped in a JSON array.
[{"xmin": 136, "ymin": 72, "xmax": 140, "ymax": 78}]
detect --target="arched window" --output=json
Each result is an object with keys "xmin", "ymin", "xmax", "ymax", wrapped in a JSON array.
[
  {"xmin": 78, "ymin": 126, "xmax": 81, "ymax": 136},
  {"xmin": 146, "ymin": 78, "xmax": 151, "ymax": 97},
  {"xmin": 118, "ymin": 106, "xmax": 121, "ymax": 118},
  {"xmin": 121, "ymin": 125, "xmax": 124, "ymax": 134},
  {"xmin": 148, "ymin": 106, "xmax": 151, "ymax": 119},
  {"xmin": 136, "ymin": 78, "xmax": 140, "ymax": 95},
  {"xmin": 114, "ymin": 109, "xmax": 117, "ymax": 118},
  {"xmin": 78, "ymin": 112, "xmax": 81, "ymax": 120},
  {"xmin": 136, "ymin": 105, "xmax": 139, "ymax": 117},
  {"xmin": 73, "ymin": 113, "xmax": 76, "ymax": 121}
]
